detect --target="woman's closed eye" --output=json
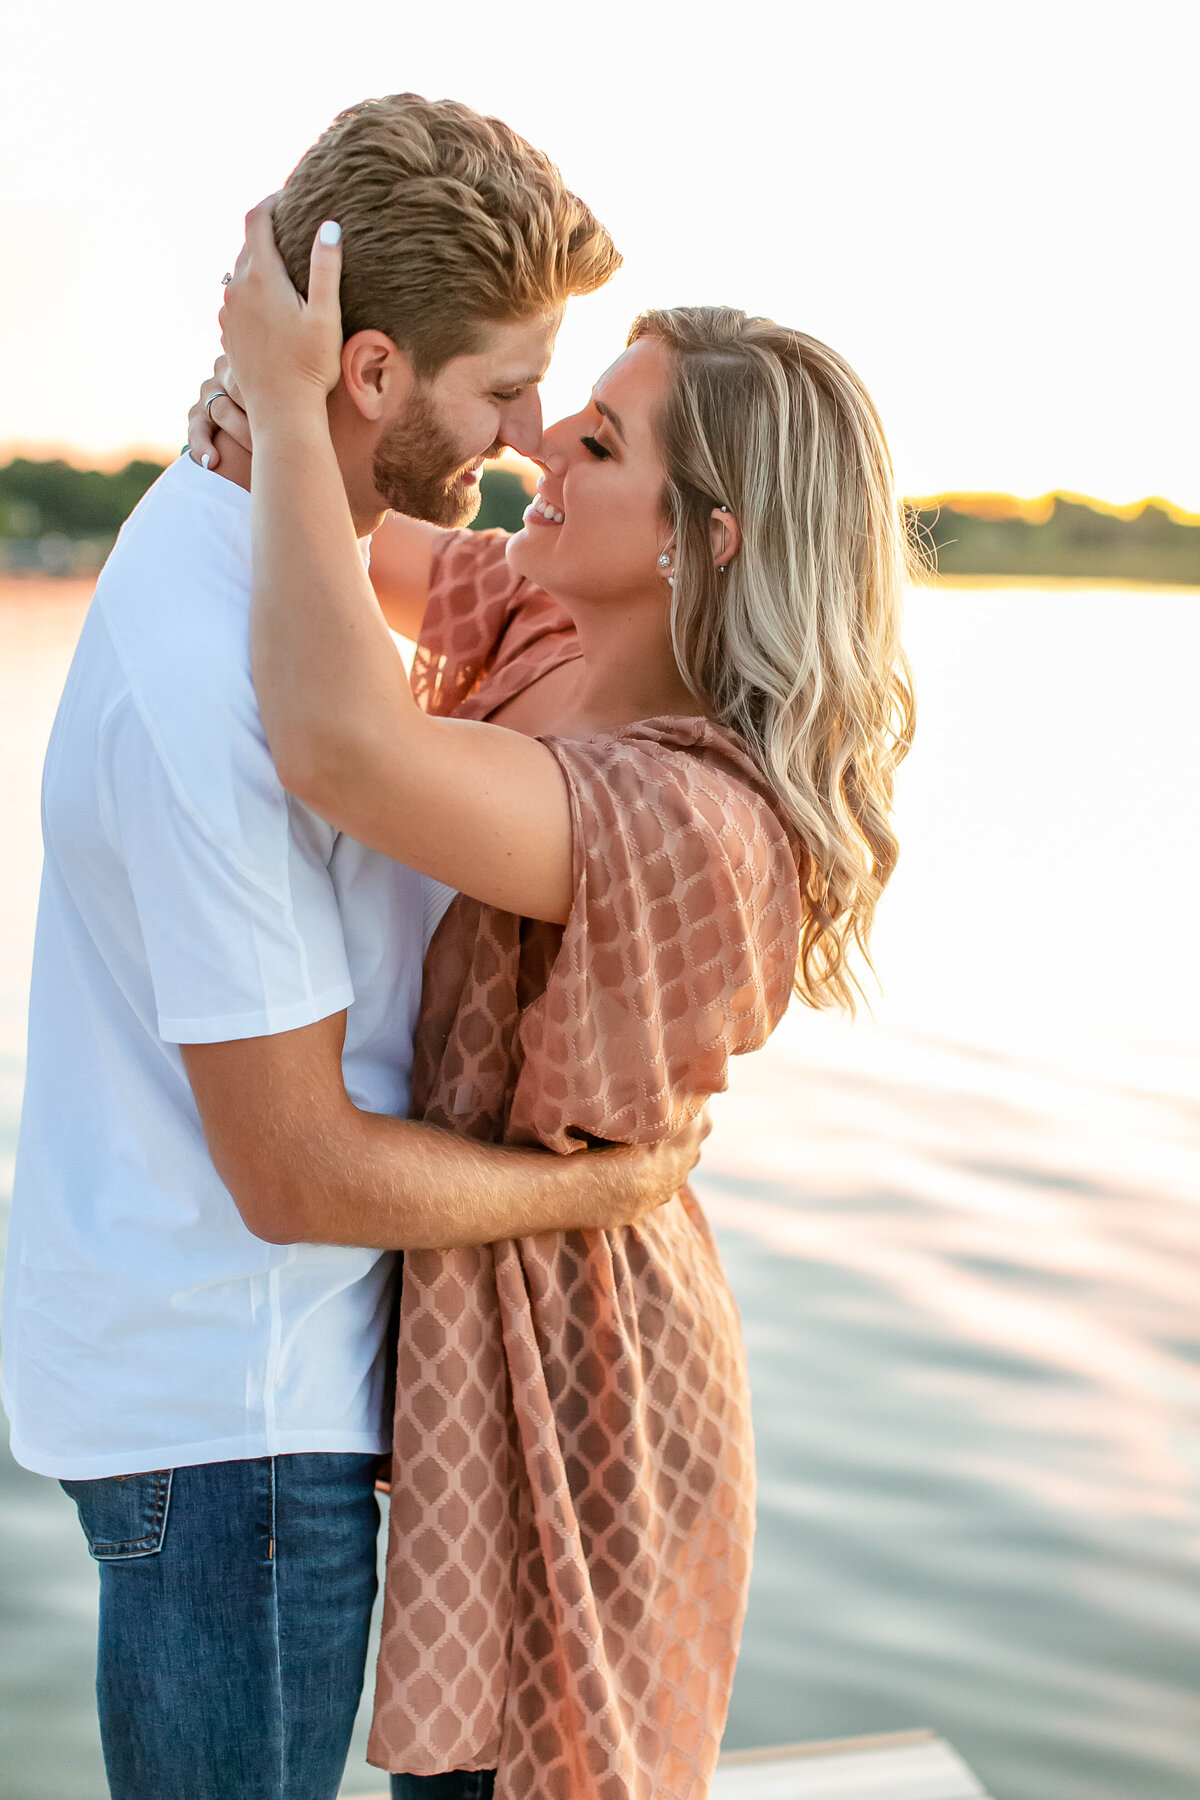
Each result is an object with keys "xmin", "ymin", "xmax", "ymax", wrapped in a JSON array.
[{"xmin": 580, "ymin": 434, "xmax": 612, "ymax": 460}]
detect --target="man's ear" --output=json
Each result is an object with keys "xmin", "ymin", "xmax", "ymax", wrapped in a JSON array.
[{"xmin": 340, "ymin": 330, "xmax": 415, "ymax": 422}]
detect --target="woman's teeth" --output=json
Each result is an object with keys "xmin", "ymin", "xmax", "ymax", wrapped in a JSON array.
[{"xmin": 532, "ymin": 495, "xmax": 564, "ymax": 523}]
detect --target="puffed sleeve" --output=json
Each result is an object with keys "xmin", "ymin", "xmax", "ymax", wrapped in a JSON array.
[{"xmin": 508, "ymin": 724, "xmax": 803, "ymax": 1151}]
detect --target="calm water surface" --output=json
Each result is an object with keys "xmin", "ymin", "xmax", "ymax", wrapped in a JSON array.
[{"xmin": 1, "ymin": 579, "xmax": 1198, "ymax": 1800}]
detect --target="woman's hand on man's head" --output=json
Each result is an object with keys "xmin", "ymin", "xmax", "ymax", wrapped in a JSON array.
[
  {"xmin": 188, "ymin": 355, "xmax": 252, "ymax": 471},
  {"xmin": 218, "ymin": 197, "xmax": 345, "ymax": 427}
]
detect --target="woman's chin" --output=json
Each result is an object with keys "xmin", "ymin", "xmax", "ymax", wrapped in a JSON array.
[{"xmin": 505, "ymin": 526, "xmax": 542, "ymax": 580}]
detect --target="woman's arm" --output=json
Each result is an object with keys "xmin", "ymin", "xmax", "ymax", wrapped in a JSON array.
[
  {"xmin": 220, "ymin": 204, "xmax": 573, "ymax": 925},
  {"xmin": 181, "ymin": 1013, "xmax": 706, "ymax": 1251}
]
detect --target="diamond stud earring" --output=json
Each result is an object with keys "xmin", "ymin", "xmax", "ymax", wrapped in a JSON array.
[{"xmin": 657, "ymin": 552, "xmax": 671, "ymax": 567}]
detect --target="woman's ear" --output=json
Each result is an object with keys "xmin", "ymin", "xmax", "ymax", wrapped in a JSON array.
[
  {"xmin": 341, "ymin": 331, "xmax": 414, "ymax": 421},
  {"xmin": 709, "ymin": 504, "xmax": 742, "ymax": 572}
]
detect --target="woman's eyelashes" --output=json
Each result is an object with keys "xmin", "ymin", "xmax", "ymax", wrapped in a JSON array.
[{"xmin": 580, "ymin": 434, "xmax": 612, "ymax": 460}]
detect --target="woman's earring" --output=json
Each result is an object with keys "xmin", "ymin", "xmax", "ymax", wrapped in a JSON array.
[{"xmin": 657, "ymin": 553, "xmax": 671, "ymax": 567}]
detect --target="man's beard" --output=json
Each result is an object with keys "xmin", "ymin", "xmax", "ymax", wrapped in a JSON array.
[{"xmin": 372, "ymin": 384, "xmax": 497, "ymax": 528}]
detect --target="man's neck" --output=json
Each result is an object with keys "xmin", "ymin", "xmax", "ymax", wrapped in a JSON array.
[{"xmin": 207, "ymin": 427, "xmax": 384, "ymax": 540}]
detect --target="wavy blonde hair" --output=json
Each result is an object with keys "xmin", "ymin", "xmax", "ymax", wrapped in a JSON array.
[{"xmin": 630, "ymin": 306, "xmax": 916, "ymax": 1012}]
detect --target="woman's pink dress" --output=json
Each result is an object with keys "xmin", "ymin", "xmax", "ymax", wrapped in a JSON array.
[{"xmin": 368, "ymin": 531, "xmax": 802, "ymax": 1800}]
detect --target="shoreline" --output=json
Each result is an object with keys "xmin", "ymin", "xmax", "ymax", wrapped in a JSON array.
[
  {"xmin": 924, "ymin": 570, "xmax": 1200, "ymax": 593},
  {"xmin": 6, "ymin": 573, "xmax": 1200, "ymax": 607}
]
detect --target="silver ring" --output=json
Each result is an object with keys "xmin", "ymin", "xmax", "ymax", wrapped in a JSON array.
[
  {"xmin": 221, "ymin": 272, "xmax": 232, "ymax": 286},
  {"xmin": 205, "ymin": 391, "xmax": 228, "ymax": 422}
]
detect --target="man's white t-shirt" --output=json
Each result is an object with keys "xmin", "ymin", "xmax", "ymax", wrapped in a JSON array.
[{"xmin": 2, "ymin": 454, "xmax": 450, "ymax": 1480}]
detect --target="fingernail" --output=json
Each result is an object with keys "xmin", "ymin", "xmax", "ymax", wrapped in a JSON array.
[
  {"xmin": 318, "ymin": 220, "xmax": 342, "ymax": 247},
  {"xmin": 201, "ymin": 452, "xmax": 211, "ymax": 470}
]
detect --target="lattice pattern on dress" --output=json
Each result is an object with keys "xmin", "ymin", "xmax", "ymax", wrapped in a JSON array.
[
  {"xmin": 410, "ymin": 528, "xmax": 581, "ymax": 725},
  {"xmin": 369, "ymin": 532, "xmax": 802, "ymax": 1799}
]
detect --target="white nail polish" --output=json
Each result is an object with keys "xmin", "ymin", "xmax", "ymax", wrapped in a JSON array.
[
  {"xmin": 201, "ymin": 453, "xmax": 211, "ymax": 470},
  {"xmin": 318, "ymin": 221, "xmax": 342, "ymax": 247}
]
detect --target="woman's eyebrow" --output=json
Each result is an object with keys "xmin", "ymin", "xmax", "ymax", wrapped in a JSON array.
[{"xmin": 591, "ymin": 397, "xmax": 626, "ymax": 442}]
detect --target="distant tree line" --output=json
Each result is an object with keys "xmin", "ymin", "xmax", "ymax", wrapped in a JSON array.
[
  {"xmin": 0, "ymin": 456, "xmax": 533, "ymax": 547},
  {"xmin": 0, "ymin": 458, "xmax": 168, "ymax": 540},
  {"xmin": 909, "ymin": 494, "xmax": 1200, "ymax": 587},
  {"xmin": 3, "ymin": 456, "xmax": 1198, "ymax": 586}
]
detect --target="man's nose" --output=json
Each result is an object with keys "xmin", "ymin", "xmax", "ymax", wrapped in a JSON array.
[{"xmin": 499, "ymin": 389, "xmax": 544, "ymax": 459}]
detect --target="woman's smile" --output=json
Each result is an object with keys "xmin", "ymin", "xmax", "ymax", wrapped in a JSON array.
[{"xmin": 524, "ymin": 490, "xmax": 565, "ymax": 526}]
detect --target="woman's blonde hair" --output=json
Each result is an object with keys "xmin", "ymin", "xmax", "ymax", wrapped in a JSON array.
[{"xmin": 629, "ymin": 306, "xmax": 916, "ymax": 1012}]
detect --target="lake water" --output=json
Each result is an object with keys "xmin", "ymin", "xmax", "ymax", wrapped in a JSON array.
[{"xmin": 1, "ymin": 577, "xmax": 1198, "ymax": 1800}]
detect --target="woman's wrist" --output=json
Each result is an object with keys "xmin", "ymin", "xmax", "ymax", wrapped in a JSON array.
[{"xmin": 245, "ymin": 387, "xmax": 330, "ymax": 438}]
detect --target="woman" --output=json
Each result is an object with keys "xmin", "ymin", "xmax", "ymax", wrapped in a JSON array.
[{"xmin": 203, "ymin": 207, "xmax": 914, "ymax": 1800}]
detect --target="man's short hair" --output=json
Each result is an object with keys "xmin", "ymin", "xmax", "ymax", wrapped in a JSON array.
[{"xmin": 272, "ymin": 93, "xmax": 621, "ymax": 375}]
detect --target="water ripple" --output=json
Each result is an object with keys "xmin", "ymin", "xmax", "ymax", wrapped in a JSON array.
[{"xmin": 698, "ymin": 1009, "xmax": 1200, "ymax": 1800}]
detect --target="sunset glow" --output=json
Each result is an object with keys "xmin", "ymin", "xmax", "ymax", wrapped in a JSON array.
[{"xmin": 2, "ymin": 0, "xmax": 1197, "ymax": 509}]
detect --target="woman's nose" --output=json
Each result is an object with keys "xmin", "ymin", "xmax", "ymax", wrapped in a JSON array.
[
  {"xmin": 525, "ymin": 445, "xmax": 567, "ymax": 480},
  {"xmin": 531, "ymin": 416, "xmax": 572, "ymax": 477}
]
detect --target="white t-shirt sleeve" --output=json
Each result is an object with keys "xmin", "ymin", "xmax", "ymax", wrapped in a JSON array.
[
  {"xmin": 100, "ymin": 692, "xmax": 354, "ymax": 1044},
  {"xmin": 422, "ymin": 876, "xmax": 456, "ymax": 952}
]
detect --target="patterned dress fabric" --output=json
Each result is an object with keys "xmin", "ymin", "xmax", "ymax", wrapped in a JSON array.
[{"xmin": 368, "ymin": 531, "xmax": 803, "ymax": 1798}]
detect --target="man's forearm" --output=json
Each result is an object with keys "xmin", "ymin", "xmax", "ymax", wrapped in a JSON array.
[
  {"xmin": 283, "ymin": 1110, "xmax": 653, "ymax": 1250},
  {"xmin": 182, "ymin": 1016, "xmax": 695, "ymax": 1252}
]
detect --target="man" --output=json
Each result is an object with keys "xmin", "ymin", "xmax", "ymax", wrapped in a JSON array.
[{"xmin": 2, "ymin": 95, "xmax": 700, "ymax": 1800}]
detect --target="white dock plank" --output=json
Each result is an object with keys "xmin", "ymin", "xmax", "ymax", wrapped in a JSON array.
[
  {"xmin": 353, "ymin": 1728, "xmax": 990, "ymax": 1800},
  {"xmin": 712, "ymin": 1730, "xmax": 988, "ymax": 1800}
]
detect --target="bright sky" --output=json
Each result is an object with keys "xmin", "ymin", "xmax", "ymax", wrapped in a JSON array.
[{"xmin": 3, "ymin": 0, "xmax": 1197, "ymax": 508}]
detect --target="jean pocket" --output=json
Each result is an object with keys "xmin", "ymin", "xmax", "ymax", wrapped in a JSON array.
[{"xmin": 61, "ymin": 1469, "xmax": 173, "ymax": 1560}]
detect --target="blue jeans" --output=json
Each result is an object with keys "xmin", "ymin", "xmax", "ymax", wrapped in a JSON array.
[
  {"xmin": 63, "ymin": 1453, "xmax": 496, "ymax": 1800},
  {"xmin": 63, "ymin": 1454, "xmax": 379, "ymax": 1799}
]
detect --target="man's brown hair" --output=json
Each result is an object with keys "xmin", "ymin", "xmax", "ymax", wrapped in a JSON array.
[{"xmin": 272, "ymin": 94, "xmax": 621, "ymax": 374}]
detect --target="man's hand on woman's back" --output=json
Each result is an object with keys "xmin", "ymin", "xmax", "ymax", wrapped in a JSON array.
[{"xmin": 598, "ymin": 1109, "xmax": 713, "ymax": 1228}]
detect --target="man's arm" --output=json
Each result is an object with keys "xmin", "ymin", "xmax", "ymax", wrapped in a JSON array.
[{"xmin": 181, "ymin": 1012, "xmax": 708, "ymax": 1250}]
